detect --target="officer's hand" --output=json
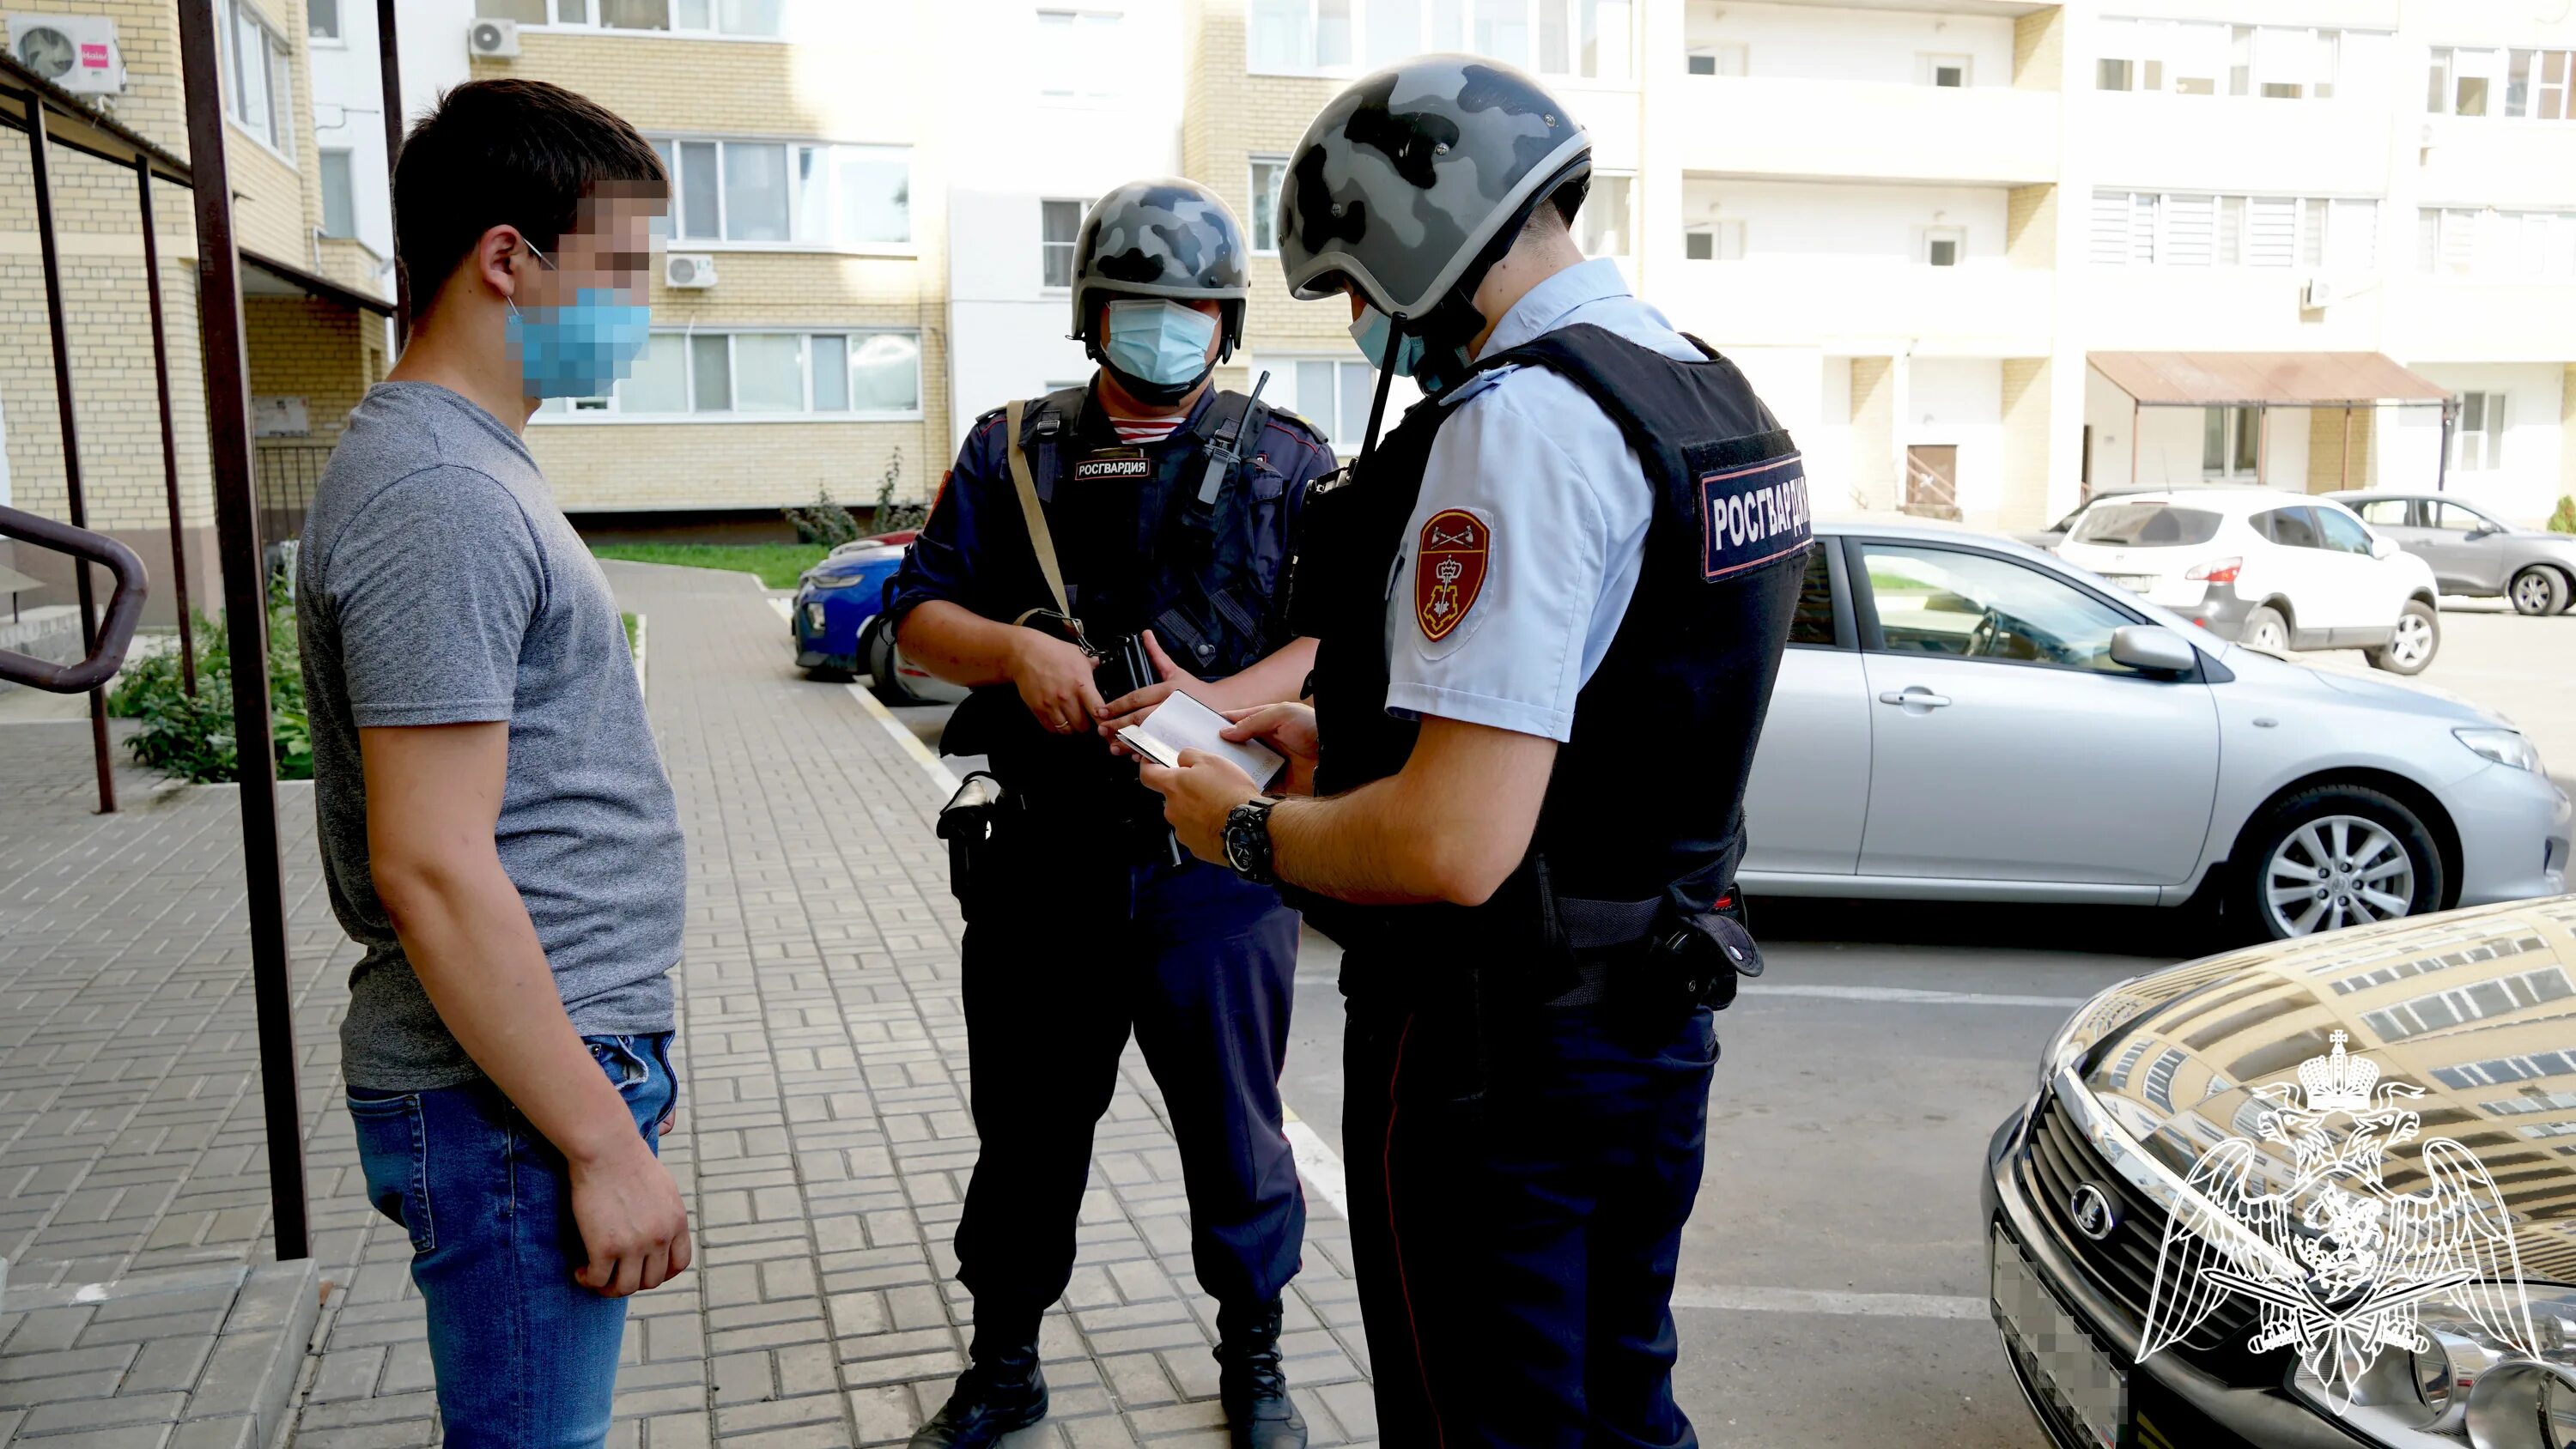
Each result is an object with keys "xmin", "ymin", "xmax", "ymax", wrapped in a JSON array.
[
  {"xmin": 1097, "ymin": 631, "xmax": 1200, "ymax": 743},
  {"xmin": 1137, "ymin": 749, "xmax": 1260, "ymax": 865},
  {"xmin": 1223, "ymin": 704, "xmax": 1319, "ymax": 797},
  {"xmin": 1006, "ymin": 627, "xmax": 1107, "ymax": 737}
]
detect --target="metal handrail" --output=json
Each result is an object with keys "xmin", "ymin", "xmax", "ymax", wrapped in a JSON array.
[{"xmin": 0, "ymin": 506, "xmax": 148, "ymax": 693}]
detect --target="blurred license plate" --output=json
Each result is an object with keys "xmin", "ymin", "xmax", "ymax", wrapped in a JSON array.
[
  {"xmin": 2103, "ymin": 575, "xmax": 2158, "ymax": 593},
  {"xmin": 1991, "ymin": 1226, "xmax": 2125, "ymax": 1449}
]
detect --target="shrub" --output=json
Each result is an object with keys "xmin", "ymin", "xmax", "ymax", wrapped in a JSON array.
[
  {"xmin": 783, "ymin": 488, "xmax": 860, "ymax": 547},
  {"xmin": 873, "ymin": 447, "xmax": 927, "ymax": 533},
  {"xmin": 108, "ymin": 571, "xmax": 312, "ymax": 784},
  {"xmin": 2551, "ymin": 494, "xmax": 2576, "ymax": 535}
]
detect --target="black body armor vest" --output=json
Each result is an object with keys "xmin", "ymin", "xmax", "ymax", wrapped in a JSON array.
[{"xmin": 1294, "ymin": 324, "xmax": 1810, "ymax": 955}]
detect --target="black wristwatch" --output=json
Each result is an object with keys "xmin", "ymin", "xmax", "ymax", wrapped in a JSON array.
[{"xmin": 1224, "ymin": 797, "xmax": 1281, "ymax": 886}]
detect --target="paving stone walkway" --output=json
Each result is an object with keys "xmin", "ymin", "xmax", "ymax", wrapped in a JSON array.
[{"xmin": 0, "ymin": 561, "xmax": 1375, "ymax": 1448}]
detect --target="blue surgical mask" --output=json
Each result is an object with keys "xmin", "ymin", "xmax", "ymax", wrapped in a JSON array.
[
  {"xmin": 505, "ymin": 243, "xmax": 652, "ymax": 399},
  {"xmin": 1349, "ymin": 306, "xmax": 1429, "ymax": 382},
  {"xmin": 1101, "ymin": 299, "xmax": 1219, "ymax": 389}
]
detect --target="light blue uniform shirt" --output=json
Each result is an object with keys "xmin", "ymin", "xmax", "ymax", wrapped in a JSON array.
[{"xmin": 1382, "ymin": 258, "xmax": 1702, "ymax": 742}]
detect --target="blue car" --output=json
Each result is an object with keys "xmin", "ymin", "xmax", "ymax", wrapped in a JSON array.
[{"xmin": 788, "ymin": 530, "xmax": 963, "ymax": 703}]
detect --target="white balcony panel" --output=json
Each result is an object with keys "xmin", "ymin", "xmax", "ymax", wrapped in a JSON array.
[
  {"xmin": 2074, "ymin": 270, "xmax": 2386, "ymax": 352},
  {"xmin": 2079, "ymin": 94, "xmax": 2391, "ymax": 197},
  {"xmin": 1675, "ymin": 77, "xmax": 2059, "ymax": 186},
  {"xmin": 2417, "ymin": 120, "xmax": 2576, "ymax": 210},
  {"xmin": 2382, "ymin": 278, "xmax": 2576, "ymax": 364},
  {"xmin": 1659, "ymin": 258, "xmax": 2054, "ymax": 357}
]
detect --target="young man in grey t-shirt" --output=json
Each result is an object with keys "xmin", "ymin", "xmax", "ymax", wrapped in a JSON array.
[{"xmin": 298, "ymin": 80, "xmax": 687, "ymax": 1448}]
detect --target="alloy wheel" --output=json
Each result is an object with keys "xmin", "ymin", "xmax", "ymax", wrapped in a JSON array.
[
  {"xmin": 2263, "ymin": 815, "xmax": 2417, "ymax": 937},
  {"xmin": 2250, "ymin": 616, "xmax": 2288, "ymax": 651},
  {"xmin": 2512, "ymin": 570, "xmax": 2555, "ymax": 614},
  {"xmin": 2388, "ymin": 612, "xmax": 2434, "ymax": 669}
]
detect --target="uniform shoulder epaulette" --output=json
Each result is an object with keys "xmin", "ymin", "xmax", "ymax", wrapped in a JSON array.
[
  {"xmin": 1261, "ymin": 404, "xmax": 1327, "ymax": 448},
  {"xmin": 1440, "ymin": 364, "xmax": 1522, "ymax": 409},
  {"xmin": 970, "ymin": 403, "xmax": 1009, "ymax": 433}
]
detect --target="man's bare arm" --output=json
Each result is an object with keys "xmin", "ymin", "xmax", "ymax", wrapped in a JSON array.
[
  {"xmin": 360, "ymin": 721, "xmax": 690, "ymax": 1297},
  {"xmin": 897, "ymin": 600, "xmax": 1105, "ymax": 731},
  {"xmin": 1264, "ymin": 717, "xmax": 1557, "ymax": 906}
]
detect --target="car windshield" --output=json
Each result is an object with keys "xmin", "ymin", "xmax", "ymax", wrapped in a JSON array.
[{"xmin": 2069, "ymin": 504, "xmax": 2222, "ymax": 548}]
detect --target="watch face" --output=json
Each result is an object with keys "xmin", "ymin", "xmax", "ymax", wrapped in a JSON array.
[
  {"xmin": 18, "ymin": 27, "xmax": 78, "ymax": 79},
  {"xmin": 1224, "ymin": 822, "xmax": 1255, "ymax": 874}
]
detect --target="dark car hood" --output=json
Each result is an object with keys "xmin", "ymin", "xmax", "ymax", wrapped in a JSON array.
[{"xmin": 2070, "ymin": 897, "xmax": 2576, "ymax": 1285}]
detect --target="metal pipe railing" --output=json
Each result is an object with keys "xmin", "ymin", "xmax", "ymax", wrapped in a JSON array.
[{"xmin": 0, "ymin": 506, "xmax": 148, "ymax": 694}]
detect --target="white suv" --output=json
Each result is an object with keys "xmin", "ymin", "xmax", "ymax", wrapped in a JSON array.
[{"xmin": 2056, "ymin": 488, "xmax": 2442, "ymax": 674}]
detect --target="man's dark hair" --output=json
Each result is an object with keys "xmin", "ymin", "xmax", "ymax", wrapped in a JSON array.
[{"xmin": 394, "ymin": 78, "xmax": 666, "ymax": 312}]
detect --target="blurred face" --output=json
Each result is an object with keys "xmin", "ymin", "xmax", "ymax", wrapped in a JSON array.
[{"xmin": 514, "ymin": 183, "xmax": 665, "ymax": 307}]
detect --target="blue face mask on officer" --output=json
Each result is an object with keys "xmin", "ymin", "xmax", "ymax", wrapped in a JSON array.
[
  {"xmin": 1100, "ymin": 298, "xmax": 1219, "ymax": 406},
  {"xmin": 505, "ymin": 239, "xmax": 653, "ymax": 400}
]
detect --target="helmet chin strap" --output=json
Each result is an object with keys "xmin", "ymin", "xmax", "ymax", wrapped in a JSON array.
[{"xmin": 1353, "ymin": 312, "xmax": 1407, "ymax": 471}]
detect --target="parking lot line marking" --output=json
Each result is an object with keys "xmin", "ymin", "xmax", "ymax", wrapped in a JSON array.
[
  {"xmin": 1279, "ymin": 1106, "xmax": 1351, "ymax": 1221},
  {"xmin": 1746, "ymin": 984, "xmax": 2088, "ymax": 1009},
  {"xmin": 1669, "ymin": 1284, "xmax": 1986, "ymax": 1319},
  {"xmin": 844, "ymin": 683, "xmax": 961, "ymax": 793},
  {"xmin": 767, "ymin": 595, "xmax": 792, "ymax": 622}
]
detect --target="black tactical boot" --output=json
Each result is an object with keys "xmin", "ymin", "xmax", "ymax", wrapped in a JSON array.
[
  {"xmin": 1214, "ymin": 1299, "xmax": 1307, "ymax": 1449},
  {"xmin": 907, "ymin": 1341, "xmax": 1046, "ymax": 1449}
]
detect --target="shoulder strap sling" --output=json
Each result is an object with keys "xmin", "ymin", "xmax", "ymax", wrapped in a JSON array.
[{"xmin": 1003, "ymin": 397, "xmax": 1078, "ymax": 634}]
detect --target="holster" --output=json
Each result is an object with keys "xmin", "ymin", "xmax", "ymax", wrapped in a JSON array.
[{"xmin": 935, "ymin": 771, "xmax": 1018, "ymax": 906}]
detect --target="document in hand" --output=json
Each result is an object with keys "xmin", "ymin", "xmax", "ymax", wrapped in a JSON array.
[{"xmin": 1118, "ymin": 689, "xmax": 1287, "ymax": 790}]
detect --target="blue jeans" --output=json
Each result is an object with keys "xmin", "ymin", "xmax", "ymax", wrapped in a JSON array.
[{"xmin": 349, "ymin": 1034, "xmax": 677, "ymax": 1449}]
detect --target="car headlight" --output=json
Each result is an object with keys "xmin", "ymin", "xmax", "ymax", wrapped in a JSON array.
[
  {"xmin": 2458, "ymin": 727, "xmax": 2545, "ymax": 773},
  {"xmin": 808, "ymin": 570, "xmax": 876, "ymax": 590},
  {"xmin": 2294, "ymin": 1281, "xmax": 2576, "ymax": 1445},
  {"xmin": 2037, "ymin": 979, "xmax": 2154, "ymax": 1092},
  {"xmin": 804, "ymin": 603, "xmax": 827, "ymax": 631}
]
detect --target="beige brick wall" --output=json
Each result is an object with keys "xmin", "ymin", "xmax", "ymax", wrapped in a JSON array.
[
  {"xmin": 245, "ymin": 295, "xmax": 380, "ymax": 449},
  {"xmin": 2006, "ymin": 185, "xmax": 2055, "ymax": 270},
  {"xmin": 2307, "ymin": 405, "xmax": 2376, "ymax": 493},
  {"xmin": 1998, "ymin": 357, "xmax": 2052, "ymax": 528},
  {"xmin": 467, "ymin": 12, "xmax": 951, "ymax": 507},
  {"xmin": 1184, "ymin": 0, "xmax": 1353, "ymax": 356},
  {"xmin": 1849, "ymin": 356, "xmax": 1894, "ymax": 512},
  {"xmin": 2012, "ymin": 8, "xmax": 2063, "ymax": 90}
]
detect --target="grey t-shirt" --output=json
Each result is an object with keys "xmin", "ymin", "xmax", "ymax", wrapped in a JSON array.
[{"xmin": 299, "ymin": 382, "xmax": 685, "ymax": 1090}]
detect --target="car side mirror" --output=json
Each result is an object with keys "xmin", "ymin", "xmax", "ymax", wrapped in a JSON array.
[
  {"xmin": 2109, "ymin": 624, "xmax": 2197, "ymax": 676},
  {"xmin": 2370, "ymin": 536, "xmax": 2397, "ymax": 560}
]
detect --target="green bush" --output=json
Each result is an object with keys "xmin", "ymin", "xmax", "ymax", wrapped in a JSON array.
[
  {"xmin": 2551, "ymin": 495, "xmax": 2576, "ymax": 535},
  {"xmin": 107, "ymin": 572, "xmax": 312, "ymax": 784},
  {"xmin": 783, "ymin": 487, "xmax": 860, "ymax": 547}
]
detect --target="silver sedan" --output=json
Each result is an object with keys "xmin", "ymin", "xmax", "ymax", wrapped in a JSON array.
[{"xmin": 1741, "ymin": 518, "xmax": 2572, "ymax": 940}]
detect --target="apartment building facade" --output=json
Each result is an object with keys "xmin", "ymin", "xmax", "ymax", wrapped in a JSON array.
[
  {"xmin": 2, "ymin": 0, "xmax": 386, "ymax": 634},
  {"xmin": 1131, "ymin": 0, "xmax": 2576, "ymax": 529},
  {"xmin": 446, "ymin": 0, "xmax": 951, "ymax": 524}
]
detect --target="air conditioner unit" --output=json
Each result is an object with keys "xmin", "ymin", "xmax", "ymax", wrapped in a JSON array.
[
  {"xmin": 7, "ymin": 14, "xmax": 125, "ymax": 95},
  {"xmin": 2301, "ymin": 276, "xmax": 2338, "ymax": 310},
  {"xmin": 665, "ymin": 253, "xmax": 718, "ymax": 289},
  {"xmin": 467, "ymin": 17, "xmax": 519, "ymax": 58}
]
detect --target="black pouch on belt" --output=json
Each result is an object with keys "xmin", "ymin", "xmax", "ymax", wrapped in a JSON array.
[
  {"xmin": 935, "ymin": 771, "xmax": 1018, "ymax": 906},
  {"xmin": 1644, "ymin": 900, "xmax": 1764, "ymax": 1011}
]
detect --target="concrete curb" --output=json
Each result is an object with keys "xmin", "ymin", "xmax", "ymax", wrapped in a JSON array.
[
  {"xmin": 173, "ymin": 1259, "xmax": 321, "ymax": 1449},
  {"xmin": 0, "ymin": 1259, "xmax": 318, "ymax": 1448}
]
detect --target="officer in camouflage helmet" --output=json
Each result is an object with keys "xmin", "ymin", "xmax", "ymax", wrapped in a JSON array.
[
  {"xmin": 1139, "ymin": 59, "xmax": 1812, "ymax": 1446},
  {"xmin": 884, "ymin": 178, "xmax": 1334, "ymax": 1449}
]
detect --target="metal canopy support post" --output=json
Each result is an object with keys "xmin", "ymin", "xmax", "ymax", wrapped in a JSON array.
[
  {"xmin": 24, "ymin": 95, "xmax": 115, "ymax": 814},
  {"xmin": 175, "ymin": 0, "xmax": 308, "ymax": 1263},
  {"xmin": 136, "ymin": 159, "xmax": 196, "ymax": 695},
  {"xmin": 376, "ymin": 0, "xmax": 408, "ymax": 349},
  {"xmin": 2436, "ymin": 399, "xmax": 2456, "ymax": 494}
]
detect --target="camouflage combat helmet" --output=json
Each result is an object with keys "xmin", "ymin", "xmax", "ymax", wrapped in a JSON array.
[
  {"xmin": 1069, "ymin": 178, "xmax": 1251, "ymax": 357},
  {"xmin": 1277, "ymin": 57, "xmax": 1591, "ymax": 321}
]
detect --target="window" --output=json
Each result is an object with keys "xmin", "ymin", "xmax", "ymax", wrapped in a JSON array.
[
  {"xmin": 319, "ymin": 149, "xmax": 356, "ymax": 239},
  {"xmin": 1788, "ymin": 545, "xmax": 1837, "ymax": 646},
  {"xmin": 1577, "ymin": 173, "xmax": 1632, "ymax": 258},
  {"xmin": 2069, "ymin": 504, "xmax": 2223, "ymax": 547},
  {"xmin": 216, "ymin": 1, "xmax": 295, "ymax": 155},
  {"xmin": 309, "ymin": 0, "xmax": 340, "ymax": 39},
  {"xmin": 1921, "ymin": 53, "xmax": 1970, "ymax": 88},
  {"xmin": 1038, "ymin": 10, "xmax": 1124, "ymax": 103},
  {"xmin": 2432, "ymin": 500, "xmax": 2498, "ymax": 533},
  {"xmin": 2254, "ymin": 506, "xmax": 2322, "ymax": 549},
  {"xmin": 1265, "ymin": 356, "xmax": 1421, "ymax": 454},
  {"xmin": 2202, "ymin": 406, "xmax": 2260, "ymax": 478},
  {"xmin": 1685, "ymin": 219, "xmax": 1744, "ymax": 261},
  {"xmin": 2349, "ymin": 498, "xmax": 2415, "ymax": 527},
  {"xmin": 1250, "ymin": 0, "xmax": 1631, "ymax": 77},
  {"xmin": 652, "ymin": 137, "xmax": 911, "ymax": 249},
  {"xmin": 1921, "ymin": 227, "xmax": 1964, "ymax": 267},
  {"xmin": 2452, "ymin": 392, "xmax": 2506, "ymax": 472},
  {"xmin": 2315, "ymin": 506, "xmax": 2374, "ymax": 555},
  {"xmin": 2416, "ymin": 207, "xmax": 2576, "ymax": 278},
  {"xmin": 477, "ymin": 0, "xmax": 784, "ymax": 34},
  {"xmin": 1040, "ymin": 199, "xmax": 1084, "ymax": 288},
  {"xmin": 2098, "ymin": 19, "xmax": 2353, "ymax": 100},
  {"xmin": 2430, "ymin": 46, "xmax": 2576, "ymax": 119},
  {"xmin": 537, "ymin": 330, "xmax": 921, "ymax": 418},
  {"xmin": 2093, "ymin": 191, "xmax": 2372, "ymax": 270},
  {"xmin": 1688, "ymin": 41, "xmax": 1746, "ymax": 76},
  {"xmin": 1857, "ymin": 545, "xmax": 2143, "ymax": 675},
  {"xmin": 1249, "ymin": 157, "xmax": 1288, "ymax": 255}
]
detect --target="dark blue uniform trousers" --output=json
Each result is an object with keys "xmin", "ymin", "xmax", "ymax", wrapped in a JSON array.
[
  {"xmin": 1343, "ymin": 975, "xmax": 1719, "ymax": 1449},
  {"xmin": 954, "ymin": 849, "xmax": 1304, "ymax": 1335}
]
